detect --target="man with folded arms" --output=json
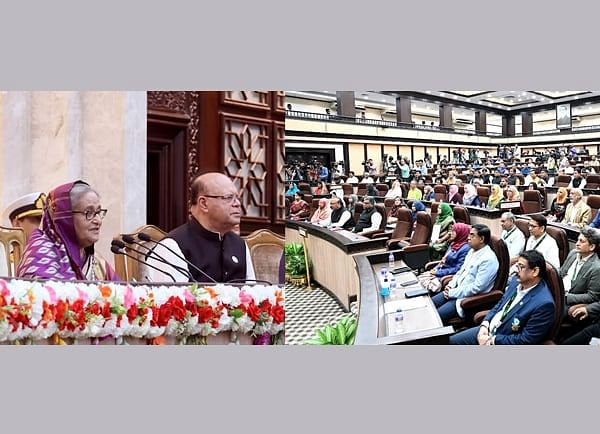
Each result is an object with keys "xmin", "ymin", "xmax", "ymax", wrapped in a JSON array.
[
  {"xmin": 451, "ymin": 250, "xmax": 555, "ymax": 345},
  {"xmin": 558, "ymin": 227, "xmax": 600, "ymax": 343},
  {"xmin": 431, "ymin": 224, "xmax": 498, "ymax": 323},
  {"xmin": 562, "ymin": 188, "xmax": 591, "ymax": 228}
]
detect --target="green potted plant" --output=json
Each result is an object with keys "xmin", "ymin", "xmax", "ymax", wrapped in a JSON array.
[
  {"xmin": 305, "ymin": 317, "xmax": 357, "ymax": 345},
  {"xmin": 284, "ymin": 242, "xmax": 311, "ymax": 285}
]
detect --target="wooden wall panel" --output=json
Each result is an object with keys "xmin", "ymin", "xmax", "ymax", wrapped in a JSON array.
[{"xmin": 147, "ymin": 91, "xmax": 284, "ymax": 235}]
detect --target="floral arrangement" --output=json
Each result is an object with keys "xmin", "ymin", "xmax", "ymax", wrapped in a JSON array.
[{"xmin": 0, "ymin": 279, "xmax": 284, "ymax": 345}]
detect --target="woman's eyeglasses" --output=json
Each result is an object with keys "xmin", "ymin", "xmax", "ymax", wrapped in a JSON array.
[{"xmin": 73, "ymin": 209, "xmax": 108, "ymax": 220}]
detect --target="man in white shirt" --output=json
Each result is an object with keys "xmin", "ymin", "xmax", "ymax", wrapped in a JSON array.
[
  {"xmin": 450, "ymin": 250, "xmax": 555, "ymax": 345},
  {"xmin": 517, "ymin": 214, "xmax": 560, "ymax": 270},
  {"xmin": 360, "ymin": 173, "xmax": 374, "ymax": 184},
  {"xmin": 501, "ymin": 212, "xmax": 526, "ymax": 259},
  {"xmin": 147, "ymin": 172, "xmax": 255, "ymax": 283},
  {"xmin": 567, "ymin": 169, "xmax": 587, "ymax": 189},
  {"xmin": 346, "ymin": 171, "xmax": 359, "ymax": 184},
  {"xmin": 352, "ymin": 196, "xmax": 382, "ymax": 234},
  {"xmin": 328, "ymin": 197, "xmax": 354, "ymax": 230}
]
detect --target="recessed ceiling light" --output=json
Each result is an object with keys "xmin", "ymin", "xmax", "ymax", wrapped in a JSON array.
[
  {"xmin": 364, "ymin": 96, "xmax": 369, "ymax": 99},
  {"xmin": 426, "ymin": 90, "xmax": 431, "ymax": 93},
  {"xmin": 381, "ymin": 99, "xmax": 386, "ymax": 102},
  {"xmin": 527, "ymin": 104, "xmax": 532, "ymax": 107},
  {"xmin": 466, "ymin": 98, "xmax": 471, "ymax": 102},
  {"xmin": 575, "ymin": 95, "xmax": 579, "ymax": 99}
]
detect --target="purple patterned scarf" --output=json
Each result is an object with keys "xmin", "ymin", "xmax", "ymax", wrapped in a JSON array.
[{"xmin": 18, "ymin": 181, "xmax": 94, "ymax": 280}]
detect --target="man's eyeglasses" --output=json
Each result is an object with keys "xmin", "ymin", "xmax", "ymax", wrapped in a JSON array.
[
  {"xmin": 203, "ymin": 193, "xmax": 242, "ymax": 204},
  {"xmin": 528, "ymin": 223, "xmax": 540, "ymax": 228},
  {"xmin": 515, "ymin": 262, "xmax": 528, "ymax": 270},
  {"xmin": 73, "ymin": 209, "xmax": 108, "ymax": 221}
]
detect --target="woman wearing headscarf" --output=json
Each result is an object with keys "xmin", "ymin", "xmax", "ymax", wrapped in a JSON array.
[
  {"xmin": 288, "ymin": 192, "xmax": 310, "ymax": 221},
  {"xmin": 445, "ymin": 184, "xmax": 462, "ymax": 204},
  {"xmin": 505, "ymin": 185, "xmax": 520, "ymax": 202},
  {"xmin": 423, "ymin": 185, "xmax": 436, "ymax": 201},
  {"xmin": 462, "ymin": 184, "xmax": 481, "ymax": 207},
  {"xmin": 286, "ymin": 182, "xmax": 300, "ymax": 196},
  {"xmin": 429, "ymin": 203, "xmax": 456, "ymax": 261},
  {"xmin": 419, "ymin": 222, "xmax": 471, "ymax": 293},
  {"xmin": 486, "ymin": 184, "xmax": 504, "ymax": 209},
  {"xmin": 386, "ymin": 196, "xmax": 404, "ymax": 224},
  {"xmin": 547, "ymin": 186, "xmax": 570, "ymax": 222},
  {"xmin": 385, "ymin": 180, "xmax": 403, "ymax": 199},
  {"xmin": 310, "ymin": 198, "xmax": 332, "ymax": 227},
  {"xmin": 410, "ymin": 200, "xmax": 426, "ymax": 225},
  {"xmin": 17, "ymin": 180, "xmax": 119, "ymax": 281},
  {"xmin": 314, "ymin": 181, "xmax": 328, "ymax": 196}
]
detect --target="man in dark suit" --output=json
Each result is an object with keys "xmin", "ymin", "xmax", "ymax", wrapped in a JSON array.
[
  {"xmin": 450, "ymin": 250, "xmax": 555, "ymax": 345},
  {"xmin": 558, "ymin": 227, "xmax": 600, "ymax": 341}
]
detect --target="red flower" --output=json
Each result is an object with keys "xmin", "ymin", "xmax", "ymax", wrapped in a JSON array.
[
  {"xmin": 102, "ymin": 302, "xmax": 111, "ymax": 320},
  {"xmin": 170, "ymin": 297, "xmax": 186, "ymax": 322},
  {"xmin": 126, "ymin": 304, "xmax": 138, "ymax": 322},
  {"xmin": 271, "ymin": 304, "xmax": 285, "ymax": 324},
  {"xmin": 157, "ymin": 303, "xmax": 172, "ymax": 327},
  {"xmin": 197, "ymin": 306, "xmax": 214, "ymax": 324},
  {"xmin": 246, "ymin": 302, "xmax": 261, "ymax": 322}
]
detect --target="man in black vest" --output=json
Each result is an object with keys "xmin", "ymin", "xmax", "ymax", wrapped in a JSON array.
[
  {"xmin": 352, "ymin": 196, "xmax": 382, "ymax": 234},
  {"xmin": 329, "ymin": 196, "xmax": 355, "ymax": 230},
  {"xmin": 147, "ymin": 172, "xmax": 255, "ymax": 283}
]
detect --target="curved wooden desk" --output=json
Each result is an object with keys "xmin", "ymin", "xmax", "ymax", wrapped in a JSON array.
[{"xmin": 285, "ymin": 220, "xmax": 388, "ymax": 310}]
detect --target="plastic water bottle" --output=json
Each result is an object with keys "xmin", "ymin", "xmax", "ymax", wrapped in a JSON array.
[
  {"xmin": 389, "ymin": 276, "xmax": 397, "ymax": 292},
  {"xmin": 380, "ymin": 267, "xmax": 388, "ymax": 281},
  {"xmin": 394, "ymin": 308, "xmax": 404, "ymax": 334},
  {"xmin": 388, "ymin": 252, "xmax": 395, "ymax": 269},
  {"xmin": 380, "ymin": 278, "xmax": 390, "ymax": 297}
]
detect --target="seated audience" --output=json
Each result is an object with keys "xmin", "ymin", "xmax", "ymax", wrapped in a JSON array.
[
  {"xmin": 286, "ymin": 182, "xmax": 300, "ymax": 196},
  {"xmin": 410, "ymin": 200, "xmax": 426, "ymax": 228},
  {"xmin": 347, "ymin": 194, "xmax": 359, "ymax": 215},
  {"xmin": 406, "ymin": 180, "xmax": 422, "ymax": 200},
  {"xmin": 288, "ymin": 193, "xmax": 310, "ymax": 221},
  {"xmin": 419, "ymin": 223, "xmax": 470, "ymax": 293},
  {"xmin": 385, "ymin": 180, "xmax": 403, "ymax": 199},
  {"xmin": 505, "ymin": 185, "xmax": 520, "ymax": 202},
  {"xmin": 486, "ymin": 184, "xmax": 504, "ymax": 209},
  {"xmin": 559, "ymin": 227, "xmax": 600, "ymax": 341},
  {"xmin": 328, "ymin": 196, "xmax": 355, "ymax": 230},
  {"xmin": 462, "ymin": 184, "xmax": 481, "ymax": 207},
  {"xmin": 429, "ymin": 203, "xmax": 456, "ymax": 261},
  {"xmin": 360, "ymin": 173, "xmax": 374, "ymax": 184},
  {"xmin": 567, "ymin": 169, "xmax": 586, "ymax": 189},
  {"xmin": 547, "ymin": 187, "xmax": 569, "ymax": 223},
  {"xmin": 352, "ymin": 196, "xmax": 382, "ymax": 234},
  {"xmin": 445, "ymin": 184, "xmax": 462, "ymax": 204},
  {"xmin": 346, "ymin": 171, "xmax": 359, "ymax": 184},
  {"xmin": 314, "ymin": 181, "xmax": 328, "ymax": 196},
  {"xmin": 423, "ymin": 185, "xmax": 435, "ymax": 201},
  {"xmin": 450, "ymin": 250, "xmax": 555, "ymax": 345},
  {"xmin": 17, "ymin": 180, "xmax": 119, "ymax": 281},
  {"xmin": 310, "ymin": 198, "xmax": 332, "ymax": 227},
  {"xmin": 431, "ymin": 224, "xmax": 499, "ymax": 323},
  {"xmin": 366, "ymin": 183, "xmax": 379, "ymax": 198},
  {"xmin": 562, "ymin": 188, "xmax": 591, "ymax": 228},
  {"xmin": 386, "ymin": 196, "xmax": 404, "ymax": 224},
  {"xmin": 501, "ymin": 212, "xmax": 526, "ymax": 258},
  {"xmin": 517, "ymin": 214, "xmax": 560, "ymax": 269}
]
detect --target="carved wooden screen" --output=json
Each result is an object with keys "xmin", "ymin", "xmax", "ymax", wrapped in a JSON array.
[{"xmin": 147, "ymin": 91, "xmax": 284, "ymax": 235}]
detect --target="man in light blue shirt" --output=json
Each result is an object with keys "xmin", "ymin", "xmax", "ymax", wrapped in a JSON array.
[{"xmin": 432, "ymin": 224, "xmax": 499, "ymax": 323}]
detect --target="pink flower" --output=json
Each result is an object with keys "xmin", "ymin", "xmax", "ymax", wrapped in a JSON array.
[
  {"xmin": 76, "ymin": 288, "xmax": 89, "ymax": 304},
  {"xmin": 124, "ymin": 285, "xmax": 135, "ymax": 309},
  {"xmin": 239, "ymin": 290, "xmax": 253, "ymax": 305},
  {"xmin": 183, "ymin": 289, "xmax": 195, "ymax": 304},
  {"xmin": 45, "ymin": 285, "xmax": 57, "ymax": 305}
]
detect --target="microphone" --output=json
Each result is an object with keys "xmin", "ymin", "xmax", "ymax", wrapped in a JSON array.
[
  {"xmin": 121, "ymin": 234, "xmax": 196, "ymax": 282},
  {"xmin": 110, "ymin": 243, "xmax": 176, "ymax": 283},
  {"xmin": 138, "ymin": 232, "xmax": 218, "ymax": 284}
]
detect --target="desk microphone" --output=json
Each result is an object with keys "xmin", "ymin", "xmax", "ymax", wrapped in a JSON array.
[
  {"xmin": 110, "ymin": 243, "xmax": 176, "ymax": 283},
  {"xmin": 120, "ymin": 235, "xmax": 196, "ymax": 282},
  {"xmin": 138, "ymin": 232, "xmax": 218, "ymax": 284}
]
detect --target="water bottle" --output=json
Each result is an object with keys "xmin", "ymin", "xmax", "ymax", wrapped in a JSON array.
[
  {"xmin": 394, "ymin": 308, "xmax": 404, "ymax": 334},
  {"xmin": 389, "ymin": 276, "xmax": 397, "ymax": 292},
  {"xmin": 380, "ymin": 278, "xmax": 390, "ymax": 297},
  {"xmin": 380, "ymin": 267, "xmax": 388, "ymax": 281},
  {"xmin": 388, "ymin": 252, "xmax": 395, "ymax": 269}
]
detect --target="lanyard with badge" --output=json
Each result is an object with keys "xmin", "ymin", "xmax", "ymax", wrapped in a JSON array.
[
  {"xmin": 491, "ymin": 290, "xmax": 518, "ymax": 336},
  {"xmin": 503, "ymin": 227, "xmax": 516, "ymax": 241}
]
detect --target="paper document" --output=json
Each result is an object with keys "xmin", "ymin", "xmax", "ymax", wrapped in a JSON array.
[{"xmin": 384, "ymin": 297, "xmax": 428, "ymax": 314}]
